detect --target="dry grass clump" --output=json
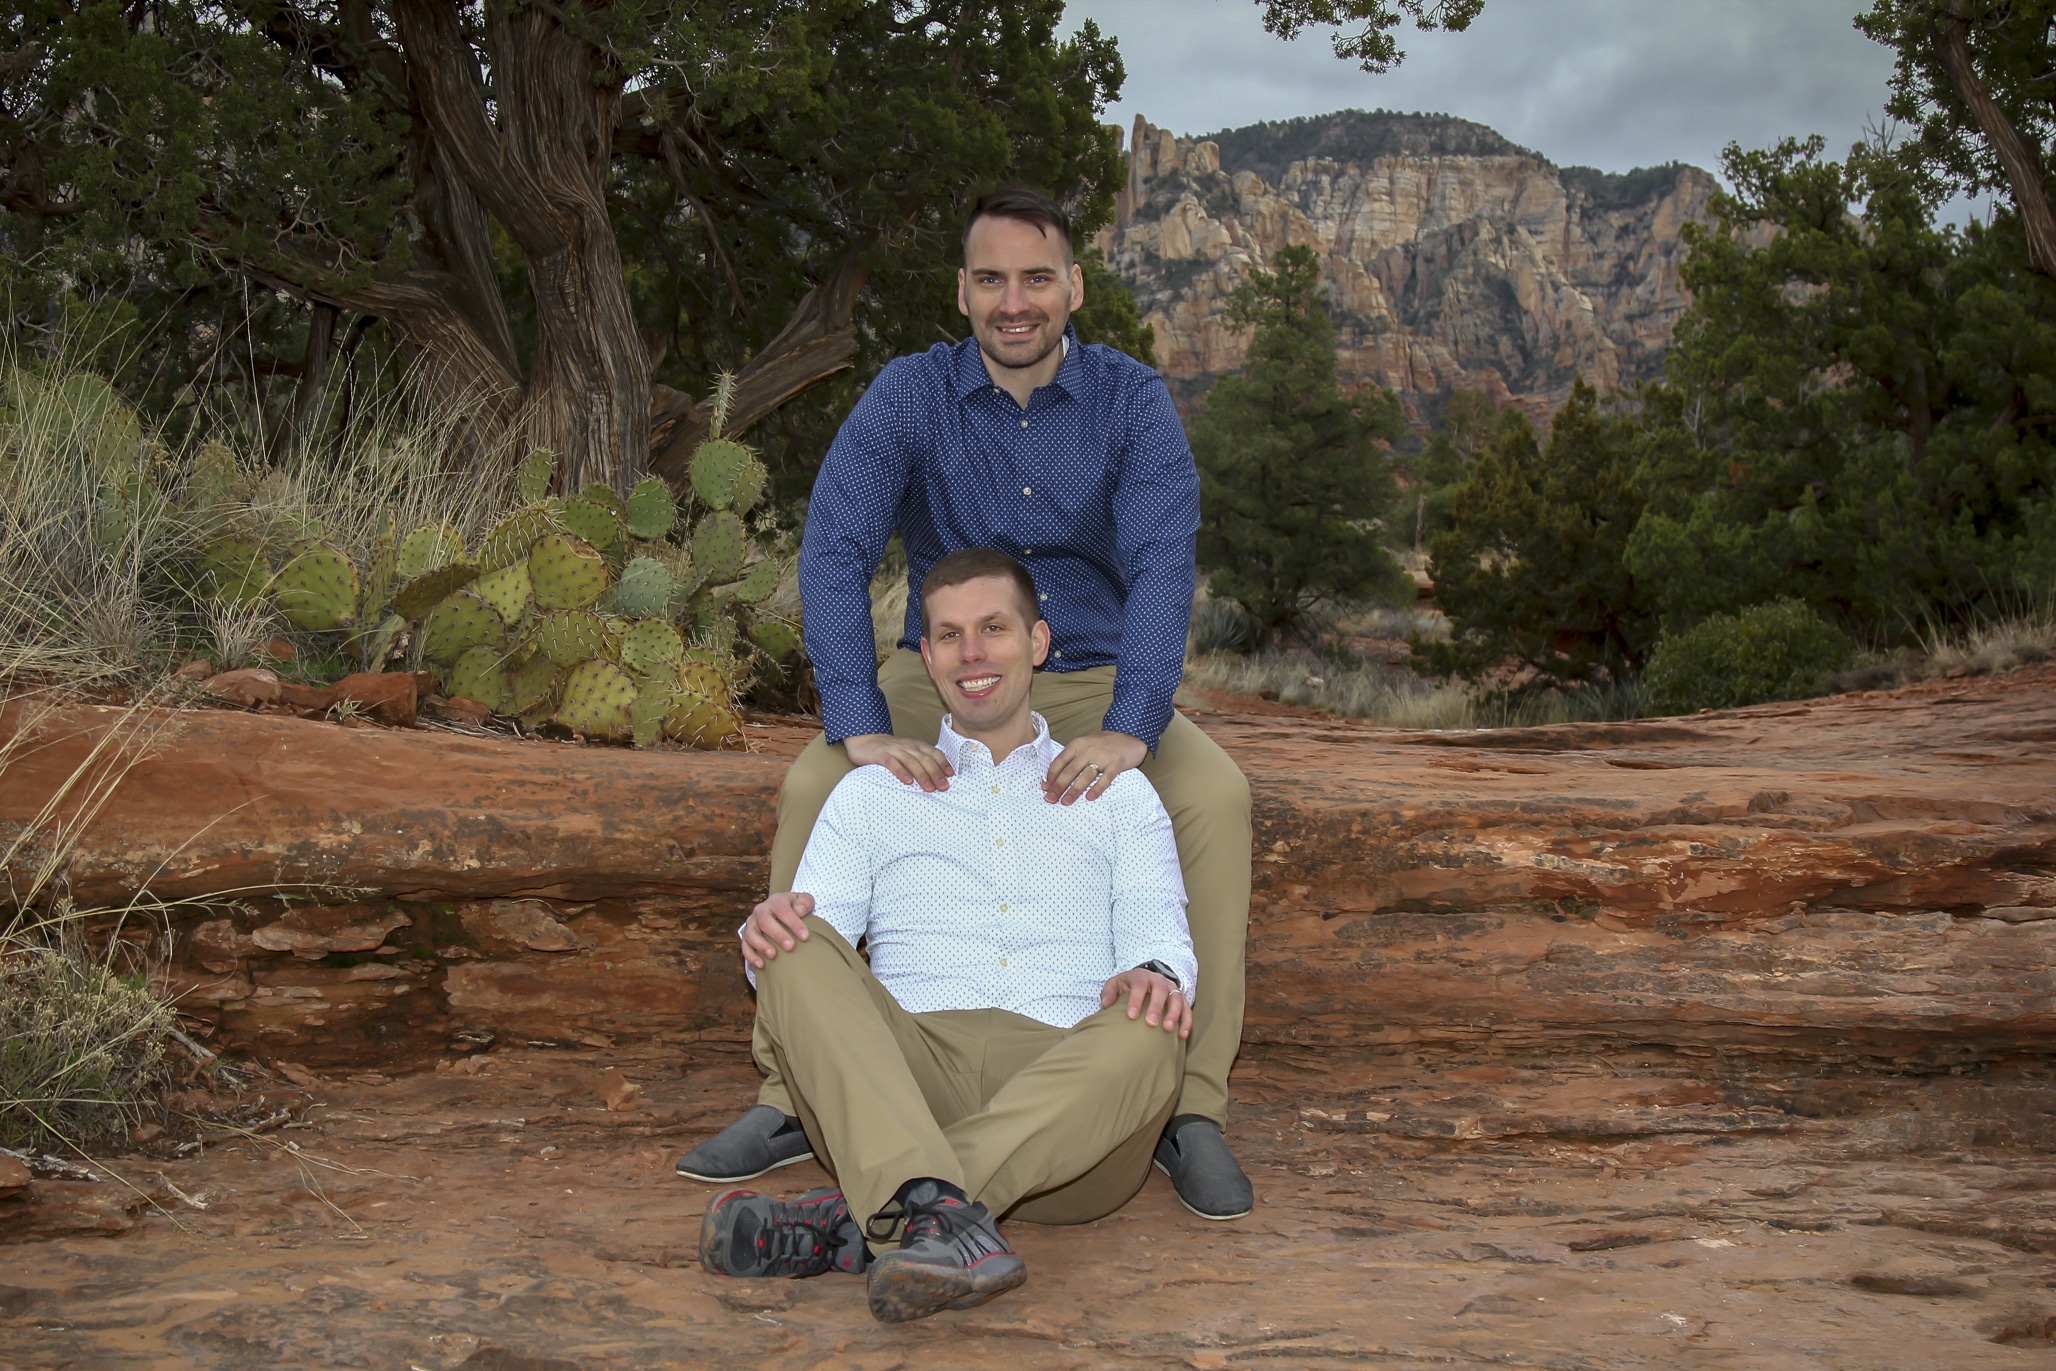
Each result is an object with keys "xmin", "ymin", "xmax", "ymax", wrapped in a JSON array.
[
  {"xmin": 1919, "ymin": 612, "xmax": 2053, "ymax": 678},
  {"xmin": 0, "ymin": 927, "xmax": 176, "ymax": 1151}
]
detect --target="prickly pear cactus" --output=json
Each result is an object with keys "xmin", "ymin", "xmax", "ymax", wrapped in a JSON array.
[
  {"xmin": 198, "ymin": 534, "xmax": 269, "ymax": 605},
  {"xmin": 274, "ymin": 542, "xmax": 361, "ymax": 632},
  {"xmin": 479, "ymin": 506, "xmax": 561, "ymax": 573},
  {"xmin": 748, "ymin": 618, "xmax": 801, "ymax": 663},
  {"xmin": 396, "ymin": 524, "xmax": 463, "ymax": 581},
  {"xmin": 610, "ymin": 556, "xmax": 672, "ymax": 619},
  {"xmin": 559, "ymin": 496, "xmax": 621, "ymax": 551},
  {"xmin": 529, "ymin": 533, "xmax": 610, "ymax": 611},
  {"xmin": 391, "ymin": 562, "xmax": 483, "ymax": 621},
  {"xmin": 470, "ymin": 560, "xmax": 533, "ymax": 627},
  {"xmin": 625, "ymin": 476, "xmax": 675, "ymax": 540},
  {"xmin": 422, "ymin": 590, "xmax": 505, "ymax": 664},
  {"xmin": 515, "ymin": 449, "xmax": 556, "ymax": 504},
  {"xmin": 691, "ymin": 511, "xmax": 747, "ymax": 584},
  {"xmin": 533, "ymin": 609, "xmax": 615, "ymax": 667},
  {"xmin": 446, "ymin": 644, "xmax": 514, "ymax": 710},
  {"xmin": 554, "ymin": 659, "xmax": 638, "ymax": 740},
  {"xmin": 620, "ymin": 618, "xmax": 685, "ymax": 677}
]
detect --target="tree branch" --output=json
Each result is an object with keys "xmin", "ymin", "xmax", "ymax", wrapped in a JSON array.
[
  {"xmin": 1934, "ymin": 7, "xmax": 2056, "ymax": 276},
  {"xmin": 649, "ymin": 248, "xmax": 870, "ymax": 479}
]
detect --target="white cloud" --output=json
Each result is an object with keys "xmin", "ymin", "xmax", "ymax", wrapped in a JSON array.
[{"xmin": 1066, "ymin": 0, "xmax": 1901, "ymax": 178}]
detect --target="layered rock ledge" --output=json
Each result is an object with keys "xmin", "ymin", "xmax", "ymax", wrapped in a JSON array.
[{"xmin": 3, "ymin": 666, "xmax": 2051, "ymax": 1068}]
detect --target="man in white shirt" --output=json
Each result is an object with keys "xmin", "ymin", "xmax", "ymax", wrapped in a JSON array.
[{"xmin": 696, "ymin": 549, "xmax": 1196, "ymax": 1324}]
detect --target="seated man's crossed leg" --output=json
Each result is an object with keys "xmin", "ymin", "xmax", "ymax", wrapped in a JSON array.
[{"xmin": 694, "ymin": 552, "xmax": 1197, "ymax": 1322}]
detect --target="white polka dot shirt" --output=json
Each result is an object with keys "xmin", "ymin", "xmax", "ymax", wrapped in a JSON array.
[
  {"xmin": 798, "ymin": 325, "xmax": 1200, "ymax": 750},
  {"xmin": 752, "ymin": 712, "xmax": 1196, "ymax": 1029}
]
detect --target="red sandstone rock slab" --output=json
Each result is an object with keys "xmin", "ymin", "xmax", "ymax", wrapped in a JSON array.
[{"xmin": 5, "ymin": 668, "xmax": 2053, "ymax": 1062}]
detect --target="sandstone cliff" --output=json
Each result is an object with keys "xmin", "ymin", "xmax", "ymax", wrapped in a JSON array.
[{"xmin": 1097, "ymin": 110, "xmax": 1718, "ymax": 422}]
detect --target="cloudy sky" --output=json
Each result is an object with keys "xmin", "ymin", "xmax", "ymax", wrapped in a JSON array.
[{"xmin": 1065, "ymin": 0, "xmax": 1904, "ymax": 182}]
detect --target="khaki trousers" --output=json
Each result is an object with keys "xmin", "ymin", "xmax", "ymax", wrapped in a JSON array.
[
  {"xmin": 760, "ymin": 650, "xmax": 1252, "ymax": 1123},
  {"xmin": 756, "ymin": 917, "xmax": 1183, "ymax": 1247}
]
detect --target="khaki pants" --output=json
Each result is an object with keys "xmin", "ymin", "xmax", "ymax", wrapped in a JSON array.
[
  {"xmin": 756, "ymin": 916, "xmax": 1183, "ymax": 1246},
  {"xmin": 760, "ymin": 650, "xmax": 1252, "ymax": 1122}
]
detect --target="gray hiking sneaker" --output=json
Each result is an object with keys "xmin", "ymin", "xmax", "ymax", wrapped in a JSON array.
[
  {"xmin": 863, "ymin": 1178, "xmax": 1025, "ymax": 1324},
  {"xmin": 699, "ymin": 1186, "xmax": 868, "ymax": 1278},
  {"xmin": 675, "ymin": 1104, "xmax": 814, "ymax": 1182},
  {"xmin": 1153, "ymin": 1114, "xmax": 1253, "ymax": 1219}
]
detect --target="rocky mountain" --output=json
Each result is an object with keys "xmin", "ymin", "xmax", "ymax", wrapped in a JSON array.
[{"xmin": 1094, "ymin": 110, "xmax": 1719, "ymax": 424}]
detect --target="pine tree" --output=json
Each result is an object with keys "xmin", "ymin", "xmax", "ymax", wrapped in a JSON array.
[{"xmin": 1191, "ymin": 244, "xmax": 1410, "ymax": 649}]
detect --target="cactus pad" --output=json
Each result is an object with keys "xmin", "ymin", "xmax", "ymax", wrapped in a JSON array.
[
  {"xmin": 690, "ymin": 438, "xmax": 751, "ymax": 510},
  {"xmin": 534, "ymin": 609, "xmax": 615, "ymax": 667},
  {"xmin": 630, "ymin": 677, "xmax": 673, "ymax": 748},
  {"xmin": 559, "ymin": 496, "xmax": 621, "ymax": 551},
  {"xmin": 479, "ymin": 506, "xmax": 561, "ymax": 573},
  {"xmin": 515, "ymin": 449, "xmax": 556, "ymax": 504},
  {"xmin": 609, "ymin": 555, "xmax": 673, "ymax": 619},
  {"xmin": 732, "ymin": 556, "xmax": 779, "ymax": 604},
  {"xmin": 422, "ymin": 590, "xmax": 506, "ymax": 665},
  {"xmin": 391, "ymin": 561, "xmax": 483, "ymax": 621},
  {"xmin": 620, "ymin": 618, "xmax": 685, "ymax": 678},
  {"xmin": 731, "ymin": 453, "xmax": 768, "ymax": 515},
  {"xmin": 508, "ymin": 652, "xmax": 562, "ymax": 714},
  {"xmin": 471, "ymin": 560, "xmax": 534, "ymax": 627},
  {"xmin": 691, "ymin": 511, "xmax": 747, "ymax": 583},
  {"xmin": 625, "ymin": 476, "xmax": 675, "ymax": 540},
  {"xmin": 445, "ymin": 644, "xmax": 513, "ymax": 711},
  {"xmin": 553, "ymin": 659, "xmax": 637, "ymax": 740},
  {"xmin": 664, "ymin": 688, "xmax": 747, "ymax": 751},
  {"xmin": 529, "ymin": 533, "xmax": 610, "ymax": 611},
  {"xmin": 198, "ymin": 534, "xmax": 268, "ymax": 605},
  {"xmin": 274, "ymin": 541, "xmax": 360, "ymax": 631},
  {"xmin": 749, "ymin": 618, "xmax": 801, "ymax": 662},
  {"xmin": 396, "ymin": 524, "xmax": 464, "ymax": 581}
]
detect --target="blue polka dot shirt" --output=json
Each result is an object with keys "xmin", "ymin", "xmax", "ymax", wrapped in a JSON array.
[{"xmin": 799, "ymin": 325, "xmax": 1200, "ymax": 750}]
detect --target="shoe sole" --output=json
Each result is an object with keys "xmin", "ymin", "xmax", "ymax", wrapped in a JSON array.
[
  {"xmin": 866, "ymin": 1252, "xmax": 1026, "ymax": 1324},
  {"xmin": 1151, "ymin": 1157, "xmax": 1253, "ymax": 1220},
  {"xmin": 674, "ymin": 1148, "xmax": 815, "ymax": 1184}
]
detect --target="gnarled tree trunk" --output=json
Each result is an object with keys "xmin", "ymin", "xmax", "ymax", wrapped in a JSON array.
[{"xmin": 1934, "ymin": 7, "xmax": 2056, "ymax": 279}]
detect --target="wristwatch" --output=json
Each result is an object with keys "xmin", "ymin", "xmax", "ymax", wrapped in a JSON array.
[{"xmin": 1137, "ymin": 959, "xmax": 1181, "ymax": 988}]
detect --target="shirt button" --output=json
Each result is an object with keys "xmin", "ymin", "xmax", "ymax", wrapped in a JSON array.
[
  {"xmin": 991, "ymin": 784, "xmax": 1000, "ymax": 794},
  {"xmin": 1023, "ymin": 548, "xmax": 1032, "ymax": 556},
  {"xmin": 995, "ymin": 838, "xmax": 1005, "ymax": 847},
  {"xmin": 1000, "ymin": 903, "xmax": 1009, "ymax": 912},
  {"xmin": 1022, "ymin": 486, "xmax": 1032, "ymax": 495},
  {"xmin": 1053, "ymin": 651, "xmax": 1063, "ymax": 659},
  {"xmin": 1038, "ymin": 592, "xmax": 1048, "ymax": 601},
  {"xmin": 999, "ymin": 957, "xmax": 1009, "ymax": 967},
  {"xmin": 1019, "ymin": 419, "xmax": 1028, "ymax": 429}
]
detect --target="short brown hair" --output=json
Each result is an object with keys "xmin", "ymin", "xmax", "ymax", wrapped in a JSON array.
[
  {"xmin": 963, "ymin": 186, "xmax": 1073, "ymax": 263},
  {"xmin": 920, "ymin": 549, "xmax": 1041, "ymax": 635}
]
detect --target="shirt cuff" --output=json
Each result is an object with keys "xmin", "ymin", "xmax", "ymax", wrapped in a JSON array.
[
  {"xmin": 819, "ymin": 685, "xmax": 892, "ymax": 745},
  {"xmin": 1102, "ymin": 692, "xmax": 1173, "ymax": 753}
]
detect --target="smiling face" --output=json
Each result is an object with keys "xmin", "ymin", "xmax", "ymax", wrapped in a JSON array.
[
  {"xmin": 919, "ymin": 573, "xmax": 1050, "ymax": 751},
  {"xmin": 957, "ymin": 214, "xmax": 1086, "ymax": 376}
]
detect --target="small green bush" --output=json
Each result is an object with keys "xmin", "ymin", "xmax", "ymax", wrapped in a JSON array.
[{"xmin": 1645, "ymin": 599, "xmax": 1858, "ymax": 715}]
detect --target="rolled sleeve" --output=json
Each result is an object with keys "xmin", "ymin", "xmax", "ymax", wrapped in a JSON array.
[
  {"xmin": 744, "ymin": 774, "xmax": 875, "ymax": 986},
  {"xmin": 1102, "ymin": 376, "xmax": 1200, "ymax": 751},
  {"xmin": 1106, "ymin": 775, "xmax": 1197, "ymax": 1003},
  {"xmin": 799, "ymin": 369, "xmax": 918, "ymax": 743}
]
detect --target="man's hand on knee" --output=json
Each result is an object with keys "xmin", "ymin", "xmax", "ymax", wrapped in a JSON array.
[
  {"xmin": 741, "ymin": 892, "xmax": 817, "ymax": 971},
  {"xmin": 843, "ymin": 733, "xmax": 954, "ymax": 792},
  {"xmin": 1100, "ymin": 966, "xmax": 1191, "ymax": 1038}
]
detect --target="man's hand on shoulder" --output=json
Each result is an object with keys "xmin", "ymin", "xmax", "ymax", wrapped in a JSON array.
[
  {"xmin": 1101, "ymin": 965, "xmax": 1190, "ymax": 1038},
  {"xmin": 843, "ymin": 733, "xmax": 954, "ymax": 791},
  {"xmin": 1044, "ymin": 730, "xmax": 1147, "ymax": 805},
  {"xmin": 740, "ymin": 892, "xmax": 816, "ymax": 971}
]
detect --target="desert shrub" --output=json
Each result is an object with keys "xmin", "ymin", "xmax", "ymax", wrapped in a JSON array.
[
  {"xmin": 0, "ymin": 933, "xmax": 175, "ymax": 1150},
  {"xmin": 1188, "ymin": 593, "xmax": 1260, "ymax": 656},
  {"xmin": 1645, "ymin": 600, "xmax": 1857, "ymax": 715}
]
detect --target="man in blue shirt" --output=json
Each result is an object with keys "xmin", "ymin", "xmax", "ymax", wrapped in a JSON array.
[{"xmin": 677, "ymin": 187, "xmax": 1254, "ymax": 1220}]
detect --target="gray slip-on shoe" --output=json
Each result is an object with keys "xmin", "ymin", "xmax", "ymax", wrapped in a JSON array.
[
  {"xmin": 676, "ymin": 1103, "xmax": 815, "ymax": 1182},
  {"xmin": 1152, "ymin": 1114, "xmax": 1254, "ymax": 1220}
]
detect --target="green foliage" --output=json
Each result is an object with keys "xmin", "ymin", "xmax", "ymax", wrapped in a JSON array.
[
  {"xmin": 1628, "ymin": 139, "xmax": 2056, "ymax": 636},
  {"xmin": 554, "ymin": 659, "xmax": 640, "ymax": 741},
  {"xmin": 1396, "ymin": 387, "xmax": 1505, "ymax": 548},
  {"xmin": 1421, "ymin": 380, "xmax": 1656, "ymax": 687},
  {"xmin": 1645, "ymin": 599, "xmax": 1858, "ymax": 715},
  {"xmin": 1071, "ymin": 246, "xmax": 1157, "ymax": 366},
  {"xmin": 1191, "ymin": 244, "xmax": 1410, "ymax": 647},
  {"xmin": 1255, "ymin": 0, "xmax": 1484, "ymax": 71}
]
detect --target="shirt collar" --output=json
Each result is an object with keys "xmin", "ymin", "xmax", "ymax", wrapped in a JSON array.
[
  {"xmin": 949, "ymin": 324, "xmax": 1087, "ymax": 403},
  {"xmin": 937, "ymin": 711, "xmax": 1059, "ymax": 773}
]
